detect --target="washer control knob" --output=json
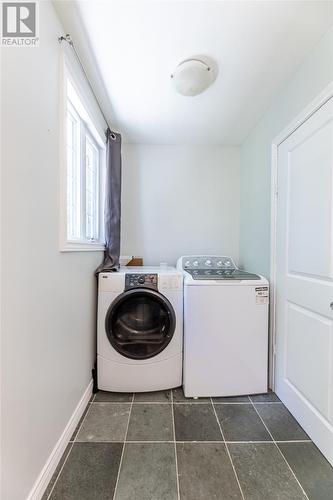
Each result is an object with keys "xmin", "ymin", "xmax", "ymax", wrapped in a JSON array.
[
  {"xmin": 193, "ymin": 260, "xmax": 199, "ymax": 267},
  {"xmin": 224, "ymin": 260, "xmax": 232, "ymax": 267},
  {"xmin": 184, "ymin": 260, "xmax": 191, "ymax": 267},
  {"xmin": 138, "ymin": 276, "xmax": 145, "ymax": 284},
  {"xmin": 205, "ymin": 260, "xmax": 212, "ymax": 266},
  {"xmin": 217, "ymin": 260, "xmax": 223, "ymax": 267}
]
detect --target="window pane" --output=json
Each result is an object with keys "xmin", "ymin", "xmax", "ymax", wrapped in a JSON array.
[
  {"xmin": 65, "ymin": 77, "xmax": 103, "ymax": 246},
  {"xmin": 66, "ymin": 109, "xmax": 81, "ymax": 240},
  {"xmin": 85, "ymin": 134, "xmax": 99, "ymax": 241}
]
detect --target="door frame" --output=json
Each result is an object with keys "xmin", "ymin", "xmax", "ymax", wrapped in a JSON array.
[{"xmin": 269, "ymin": 82, "xmax": 333, "ymax": 389}]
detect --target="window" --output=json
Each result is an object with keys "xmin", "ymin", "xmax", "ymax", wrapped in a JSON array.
[{"xmin": 61, "ymin": 74, "xmax": 105, "ymax": 251}]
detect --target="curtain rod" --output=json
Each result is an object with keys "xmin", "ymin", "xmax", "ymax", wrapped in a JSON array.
[{"xmin": 58, "ymin": 33, "xmax": 111, "ymax": 133}]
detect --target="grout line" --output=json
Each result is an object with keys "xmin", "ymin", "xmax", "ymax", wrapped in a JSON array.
[
  {"xmin": 64, "ymin": 439, "xmax": 314, "ymax": 445},
  {"xmin": 173, "ymin": 401, "xmax": 215, "ymax": 405},
  {"xmin": 212, "ymin": 402, "xmax": 262, "ymax": 406},
  {"xmin": 90, "ymin": 400, "xmax": 284, "ymax": 406},
  {"xmin": 46, "ymin": 442, "xmax": 75, "ymax": 500},
  {"xmin": 72, "ymin": 399, "xmax": 94, "ymax": 443},
  {"xmin": 250, "ymin": 400, "xmax": 309, "ymax": 499},
  {"xmin": 213, "ymin": 400, "xmax": 282, "ymax": 406},
  {"xmin": 92, "ymin": 401, "xmax": 215, "ymax": 405},
  {"xmin": 248, "ymin": 399, "xmax": 282, "ymax": 405},
  {"xmin": 211, "ymin": 396, "xmax": 251, "ymax": 403},
  {"xmin": 171, "ymin": 389, "xmax": 181, "ymax": 500},
  {"xmin": 214, "ymin": 396, "xmax": 251, "ymax": 403},
  {"xmin": 225, "ymin": 439, "xmax": 312, "ymax": 445},
  {"xmin": 173, "ymin": 400, "xmax": 281, "ymax": 405},
  {"xmin": 131, "ymin": 400, "xmax": 173, "ymax": 404},
  {"xmin": 112, "ymin": 393, "xmax": 134, "ymax": 500},
  {"xmin": 92, "ymin": 401, "xmax": 173, "ymax": 405},
  {"xmin": 92, "ymin": 401, "xmax": 133, "ymax": 405},
  {"xmin": 211, "ymin": 398, "xmax": 245, "ymax": 500},
  {"xmin": 248, "ymin": 402, "xmax": 282, "ymax": 405},
  {"xmin": 71, "ymin": 409, "xmax": 91, "ymax": 441},
  {"xmin": 275, "ymin": 439, "xmax": 312, "ymax": 443},
  {"xmin": 74, "ymin": 440, "xmax": 176, "ymax": 444},
  {"xmin": 69, "ymin": 396, "xmax": 96, "ymax": 442},
  {"xmin": 46, "ymin": 392, "xmax": 95, "ymax": 500},
  {"xmin": 121, "ymin": 440, "xmax": 175, "ymax": 444},
  {"xmin": 248, "ymin": 394, "xmax": 281, "ymax": 404}
]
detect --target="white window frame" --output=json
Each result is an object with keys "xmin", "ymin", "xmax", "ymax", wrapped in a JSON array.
[{"xmin": 59, "ymin": 56, "xmax": 106, "ymax": 252}]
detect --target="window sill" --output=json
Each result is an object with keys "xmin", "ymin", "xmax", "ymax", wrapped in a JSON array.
[{"xmin": 60, "ymin": 242, "xmax": 105, "ymax": 252}]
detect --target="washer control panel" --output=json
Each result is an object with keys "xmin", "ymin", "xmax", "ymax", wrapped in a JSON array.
[
  {"xmin": 125, "ymin": 273, "xmax": 158, "ymax": 290},
  {"xmin": 181, "ymin": 256, "xmax": 260, "ymax": 281},
  {"xmin": 182, "ymin": 256, "xmax": 236, "ymax": 270}
]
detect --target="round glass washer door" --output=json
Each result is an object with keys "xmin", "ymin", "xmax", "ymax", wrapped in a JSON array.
[{"xmin": 105, "ymin": 288, "xmax": 176, "ymax": 360}]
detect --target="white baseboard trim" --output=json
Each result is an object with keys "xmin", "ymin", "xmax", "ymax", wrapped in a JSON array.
[{"xmin": 27, "ymin": 379, "xmax": 93, "ymax": 500}]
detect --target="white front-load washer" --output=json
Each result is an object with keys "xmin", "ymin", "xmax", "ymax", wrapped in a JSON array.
[
  {"xmin": 97, "ymin": 267, "xmax": 183, "ymax": 392},
  {"xmin": 177, "ymin": 255, "xmax": 269, "ymax": 398}
]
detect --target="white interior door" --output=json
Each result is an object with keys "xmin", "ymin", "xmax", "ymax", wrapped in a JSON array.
[{"xmin": 275, "ymin": 96, "xmax": 333, "ymax": 465}]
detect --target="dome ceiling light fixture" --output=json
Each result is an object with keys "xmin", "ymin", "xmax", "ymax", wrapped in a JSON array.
[{"xmin": 171, "ymin": 58, "xmax": 217, "ymax": 97}]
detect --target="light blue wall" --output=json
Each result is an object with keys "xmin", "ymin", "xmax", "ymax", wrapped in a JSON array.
[{"xmin": 239, "ymin": 26, "xmax": 333, "ymax": 278}]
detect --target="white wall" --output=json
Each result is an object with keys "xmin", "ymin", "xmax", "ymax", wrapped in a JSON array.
[
  {"xmin": 0, "ymin": 2, "xmax": 103, "ymax": 499},
  {"xmin": 121, "ymin": 144, "xmax": 240, "ymax": 266},
  {"xmin": 239, "ymin": 26, "xmax": 333, "ymax": 277}
]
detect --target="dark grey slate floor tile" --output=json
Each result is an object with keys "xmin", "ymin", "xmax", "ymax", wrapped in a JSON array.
[
  {"xmin": 94, "ymin": 390, "xmax": 133, "ymax": 402},
  {"xmin": 278, "ymin": 442, "xmax": 333, "ymax": 500},
  {"xmin": 250, "ymin": 391, "xmax": 280, "ymax": 403},
  {"xmin": 215, "ymin": 404, "xmax": 272, "ymax": 442},
  {"xmin": 134, "ymin": 389, "xmax": 171, "ymax": 402},
  {"xmin": 76, "ymin": 403, "xmax": 130, "ymax": 442},
  {"xmin": 174, "ymin": 404, "xmax": 222, "ymax": 441},
  {"xmin": 114, "ymin": 443, "xmax": 177, "ymax": 500},
  {"xmin": 255, "ymin": 403, "xmax": 309, "ymax": 441},
  {"xmin": 177, "ymin": 442, "xmax": 242, "ymax": 499},
  {"xmin": 172, "ymin": 387, "xmax": 210, "ymax": 402},
  {"xmin": 229, "ymin": 443, "xmax": 306, "ymax": 499},
  {"xmin": 42, "ymin": 444, "xmax": 72, "ymax": 500},
  {"xmin": 49, "ymin": 442, "xmax": 122, "ymax": 500},
  {"xmin": 127, "ymin": 404, "xmax": 173, "ymax": 441}
]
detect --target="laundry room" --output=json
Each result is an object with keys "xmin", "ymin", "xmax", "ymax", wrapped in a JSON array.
[{"xmin": 1, "ymin": 1, "xmax": 333, "ymax": 499}]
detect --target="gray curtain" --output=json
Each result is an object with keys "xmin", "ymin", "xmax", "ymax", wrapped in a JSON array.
[{"xmin": 96, "ymin": 128, "xmax": 122, "ymax": 273}]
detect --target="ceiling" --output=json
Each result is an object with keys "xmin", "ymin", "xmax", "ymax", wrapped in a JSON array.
[{"xmin": 57, "ymin": 1, "xmax": 333, "ymax": 145}]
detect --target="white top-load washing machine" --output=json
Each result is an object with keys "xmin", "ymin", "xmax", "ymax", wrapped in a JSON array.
[
  {"xmin": 177, "ymin": 255, "xmax": 269, "ymax": 398},
  {"xmin": 97, "ymin": 267, "xmax": 183, "ymax": 392}
]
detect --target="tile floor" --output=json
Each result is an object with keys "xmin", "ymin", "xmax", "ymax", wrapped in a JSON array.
[{"xmin": 44, "ymin": 388, "xmax": 333, "ymax": 500}]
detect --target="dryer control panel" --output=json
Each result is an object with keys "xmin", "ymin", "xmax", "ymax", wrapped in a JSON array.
[{"xmin": 125, "ymin": 273, "xmax": 158, "ymax": 290}]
